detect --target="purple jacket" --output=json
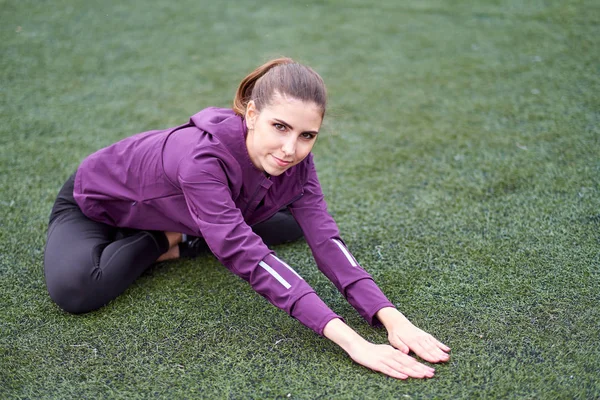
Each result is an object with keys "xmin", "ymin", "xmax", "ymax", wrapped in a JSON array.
[{"xmin": 74, "ymin": 107, "xmax": 394, "ymax": 334}]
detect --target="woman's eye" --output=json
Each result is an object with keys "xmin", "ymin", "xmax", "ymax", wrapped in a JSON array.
[
  {"xmin": 301, "ymin": 132, "xmax": 316, "ymax": 140},
  {"xmin": 274, "ymin": 123, "xmax": 286, "ymax": 131}
]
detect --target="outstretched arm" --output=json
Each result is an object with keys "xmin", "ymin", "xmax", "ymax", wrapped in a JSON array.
[
  {"xmin": 376, "ymin": 307, "xmax": 450, "ymax": 363},
  {"xmin": 323, "ymin": 318, "xmax": 436, "ymax": 380},
  {"xmin": 289, "ymin": 158, "xmax": 396, "ymax": 325}
]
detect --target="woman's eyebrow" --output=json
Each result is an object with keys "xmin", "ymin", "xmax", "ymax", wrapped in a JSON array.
[{"xmin": 273, "ymin": 118, "xmax": 319, "ymax": 135}]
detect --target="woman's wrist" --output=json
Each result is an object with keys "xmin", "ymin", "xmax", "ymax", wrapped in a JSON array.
[
  {"xmin": 323, "ymin": 318, "xmax": 369, "ymax": 355},
  {"xmin": 376, "ymin": 307, "xmax": 413, "ymax": 330}
]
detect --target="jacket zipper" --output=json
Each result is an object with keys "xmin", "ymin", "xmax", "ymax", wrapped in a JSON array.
[{"xmin": 242, "ymin": 182, "xmax": 265, "ymax": 216}]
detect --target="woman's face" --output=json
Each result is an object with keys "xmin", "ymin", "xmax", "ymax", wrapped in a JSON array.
[{"xmin": 245, "ymin": 93, "xmax": 322, "ymax": 176}]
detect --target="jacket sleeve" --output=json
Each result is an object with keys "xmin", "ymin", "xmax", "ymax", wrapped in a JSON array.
[
  {"xmin": 177, "ymin": 151, "xmax": 341, "ymax": 335},
  {"xmin": 288, "ymin": 157, "xmax": 395, "ymax": 326}
]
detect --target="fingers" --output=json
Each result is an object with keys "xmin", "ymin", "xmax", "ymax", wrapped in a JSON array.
[
  {"xmin": 352, "ymin": 342, "xmax": 442, "ymax": 380},
  {"xmin": 371, "ymin": 346, "xmax": 435, "ymax": 380},
  {"xmin": 380, "ymin": 365, "xmax": 409, "ymax": 380},
  {"xmin": 411, "ymin": 336, "xmax": 450, "ymax": 363},
  {"xmin": 385, "ymin": 354, "xmax": 435, "ymax": 379},
  {"xmin": 392, "ymin": 326, "xmax": 451, "ymax": 363},
  {"xmin": 437, "ymin": 340, "xmax": 451, "ymax": 353},
  {"xmin": 388, "ymin": 335, "xmax": 410, "ymax": 354}
]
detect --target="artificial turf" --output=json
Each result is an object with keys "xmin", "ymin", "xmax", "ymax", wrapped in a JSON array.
[{"xmin": 1, "ymin": 0, "xmax": 599, "ymax": 398}]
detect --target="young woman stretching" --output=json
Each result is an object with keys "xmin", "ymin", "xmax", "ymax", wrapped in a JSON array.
[{"xmin": 44, "ymin": 57, "xmax": 450, "ymax": 380}]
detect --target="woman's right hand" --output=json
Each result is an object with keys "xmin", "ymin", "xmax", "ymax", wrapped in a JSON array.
[
  {"xmin": 347, "ymin": 341, "xmax": 435, "ymax": 380},
  {"xmin": 323, "ymin": 318, "xmax": 436, "ymax": 380}
]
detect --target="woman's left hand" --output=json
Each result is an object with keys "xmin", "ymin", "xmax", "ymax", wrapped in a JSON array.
[{"xmin": 376, "ymin": 307, "xmax": 451, "ymax": 363}]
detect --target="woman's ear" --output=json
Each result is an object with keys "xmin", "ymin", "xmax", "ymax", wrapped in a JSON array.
[{"xmin": 245, "ymin": 100, "xmax": 257, "ymax": 130}]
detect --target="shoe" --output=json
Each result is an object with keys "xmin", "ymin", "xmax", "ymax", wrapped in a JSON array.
[{"xmin": 178, "ymin": 235, "xmax": 210, "ymax": 258}]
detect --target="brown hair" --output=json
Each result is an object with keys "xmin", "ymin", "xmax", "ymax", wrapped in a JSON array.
[{"xmin": 232, "ymin": 57, "xmax": 327, "ymax": 118}]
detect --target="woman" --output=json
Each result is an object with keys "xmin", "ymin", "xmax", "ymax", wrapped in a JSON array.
[{"xmin": 44, "ymin": 57, "xmax": 450, "ymax": 380}]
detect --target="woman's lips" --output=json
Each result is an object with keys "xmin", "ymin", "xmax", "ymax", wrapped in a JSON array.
[{"xmin": 272, "ymin": 155, "xmax": 292, "ymax": 167}]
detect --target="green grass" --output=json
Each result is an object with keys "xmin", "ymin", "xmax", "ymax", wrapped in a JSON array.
[{"xmin": 1, "ymin": 0, "xmax": 599, "ymax": 398}]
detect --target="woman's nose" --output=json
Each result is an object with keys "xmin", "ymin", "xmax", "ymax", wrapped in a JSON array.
[{"xmin": 281, "ymin": 137, "xmax": 296, "ymax": 156}]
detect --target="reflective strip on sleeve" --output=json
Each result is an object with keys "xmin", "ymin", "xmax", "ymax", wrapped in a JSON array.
[
  {"xmin": 259, "ymin": 261, "xmax": 291, "ymax": 289},
  {"xmin": 332, "ymin": 239, "xmax": 358, "ymax": 267},
  {"xmin": 272, "ymin": 255, "xmax": 304, "ymax": 280}
]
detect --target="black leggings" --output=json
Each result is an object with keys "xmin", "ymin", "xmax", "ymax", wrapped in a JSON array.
[{"xmin": 44, "ymin": 174, "xmax": 303, "ymax": 314}]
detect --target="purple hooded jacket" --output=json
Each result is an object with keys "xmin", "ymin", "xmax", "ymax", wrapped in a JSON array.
[{"xmin": 74, "ymin": 107, "xmax": 394, "ymax": 335}]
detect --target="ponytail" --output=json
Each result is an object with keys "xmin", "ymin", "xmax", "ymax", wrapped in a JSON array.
[{"xmin": 232, "ymin": 57, "xmax": 327, "ymax": 118}]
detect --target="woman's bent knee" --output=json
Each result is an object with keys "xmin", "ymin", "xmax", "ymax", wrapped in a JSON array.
[
  {"xmin": 48, "ymin": 289, "xmax": 103, "ymax": 314},
  {"xmin": 45, "ymin": 268, "xmax": 102, "ymax": 314}
]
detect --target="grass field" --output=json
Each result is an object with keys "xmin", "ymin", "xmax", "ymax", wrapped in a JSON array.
[{"xmin": 1, "ymin": 0, "xmax": 599, "ymax": 398}]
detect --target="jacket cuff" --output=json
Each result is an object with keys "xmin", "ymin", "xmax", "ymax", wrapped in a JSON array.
[
  {"xmin": 345, "ymin": 278, "xmax": 395, "ymax": 326},
  {"xmin": 290, "ymin": 292, "xmax": 344, "ymax": 336}
]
